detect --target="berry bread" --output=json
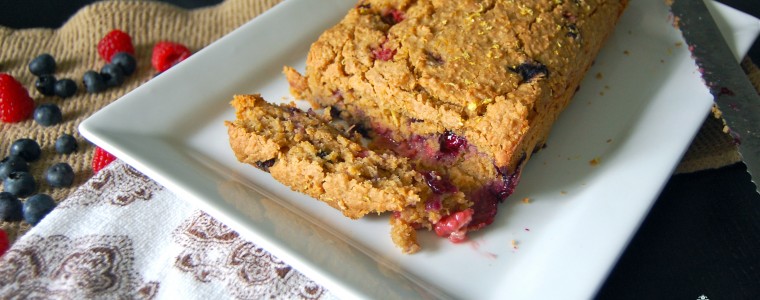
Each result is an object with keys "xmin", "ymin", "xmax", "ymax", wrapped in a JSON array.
[
  {"xmin": 282, "ymin": 0, "xmax": 629, "ymax": 249},
  {"xmin": 226, "ymin": 94, "xmax": 467, "ymax": 253}
]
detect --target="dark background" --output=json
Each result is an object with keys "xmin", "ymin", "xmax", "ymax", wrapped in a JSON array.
[{"xmin": 1, "ymin": 1, "xmax": 758, "ymax": 299}]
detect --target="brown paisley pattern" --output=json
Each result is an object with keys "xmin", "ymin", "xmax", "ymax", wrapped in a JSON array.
[
  {"xmin": 172, "ymin": 211, "xmax": 328, "ymax": 299},
  {"xmin": 0, "ymin": 235, "xmax": 159, "ymax": 299},
  {"xmin": 59, "ymin": 161, "xmax": 163, "ymax": 208}
]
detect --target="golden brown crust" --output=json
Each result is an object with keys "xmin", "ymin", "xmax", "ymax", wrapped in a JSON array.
[
  {"xmin": 295, "ymin": 0, "xmax": 628, "ymax": 173},
  {"xmin": 283, "ymin": 66, "xmax": 311, "ymax": 101},
  {"xmin": 390, "ymin": 216, "xmax": 421, "ymax": 254}
]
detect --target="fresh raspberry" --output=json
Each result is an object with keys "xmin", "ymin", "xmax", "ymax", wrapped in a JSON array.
[
  {"xmin": 0, "ymin": 73, "xmax": 35, "ymax": 123},
  {"xmin": 0, "ymin": 228, "xmax": 8, "ymax": 257},
  {"xmin": 151, "ymin": 41, "xmax": 192, "ymax": 73},
  {"xmin": 97, "ymin": 29, "xmax": 135, "ymax": 62},
  {"xmin": 92, "ymin": 146, "xmax": 116, "ymax": 173},
  {"xmin": 434, "ymin": 208, "xmax": 474, "ymax": 243}
]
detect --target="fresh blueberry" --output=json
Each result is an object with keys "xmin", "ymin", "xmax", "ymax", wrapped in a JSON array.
[
  {"xmin": 9, "ymin": 138, "xmax": 41, "ymax": 162},
  {"xmin": 3, "ymin": 171, "xmax": 37, "ymax": 198},
  {"xmin": 100, "ymin": 63, "xmax": 125, "ymax": 87},
  {"xmin": 33, "ymin": 103, "xmax": 63, "ymax": 127},
  {"xmin": 55, "ymin": 134, "xmax": 78, "ymax": 154},
  {"xmin": 23, "ymin": 193, "xmax": 56, "ymax": 226},
  {"xmin": 45, "ymin": 162, "xmax": 75, "ymax": 188},
  {"xmin": 82, "ymin": 70, "xmax": 107, "ymax": 93},
  {"xmin": 0, "ymin": 192, "xmax": 23, "ymax": 222},
  {"xmin": 28, "ymin": 53, "xmax": 56, "ymax": 76},
  {"xmin": 0, "ymin": 156, "xmax": 30, "ymax": 180},
  {"xmin": 111, "ymin": 52, "xmax": 137, "ymax": 76},
  {"xmin": 54, "ymin": 78, "xmax": 77, "ymax": 98},
  {"xmin": 35, "ymin": 74, "xmax": 57, "ymax": 96}
]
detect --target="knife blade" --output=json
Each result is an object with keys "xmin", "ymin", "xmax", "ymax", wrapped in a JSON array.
[{"xmin": 670, "ymin": 0, "xmax": 760, "ymax": 193}]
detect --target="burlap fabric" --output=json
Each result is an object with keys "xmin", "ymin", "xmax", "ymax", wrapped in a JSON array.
[
  {"xmin": 0, "ymin": 0, "xmax": 281, "ymax": 242},
  {"xmin": 0, "ymin": 0, "xmax": 757, "ymax": 244}
]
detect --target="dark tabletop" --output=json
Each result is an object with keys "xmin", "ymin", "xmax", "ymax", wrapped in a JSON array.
[{"xmin": 2, "ymin": 0, "xmax": 759, "ymax": 299}]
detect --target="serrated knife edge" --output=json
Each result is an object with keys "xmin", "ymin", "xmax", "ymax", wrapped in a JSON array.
[{"xmin": 670, "ymin": 0, "xmax": 760, "ymax": 194}]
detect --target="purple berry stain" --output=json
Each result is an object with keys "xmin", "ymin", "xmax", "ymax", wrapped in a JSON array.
[
  {"xmin": 465, "ymin": 161, "xmax": 524, "ymax": 229},
  {"xmin": 372, "ymin": 43, "xmax": 396, "ymax": 61},
  {"xmin": 425, "ymin": 195, "xmax": 442, "ymax": 212},
  {"xmin": 728, "ymin": 103, "xmax": 740, "ymax": 111},
  {"xmin": 422, "ymin": 170, "xmax": 457, "ymax": 194},
  {"xmin": 718, "ymin": 87, "xmax": 735, "ymax": 97}
]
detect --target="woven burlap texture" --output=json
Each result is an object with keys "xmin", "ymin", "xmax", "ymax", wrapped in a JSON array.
[
  {"xmin": 0, "ymin": 0, "xmax": 757, "ymax": 242},
  {"xmin": 0, "ymin": 0, "xmax": 281, "ymax": 242}
]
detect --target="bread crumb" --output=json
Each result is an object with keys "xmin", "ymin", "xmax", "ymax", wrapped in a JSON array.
[
  {"xmin": 511, "ymin": 239, "xmax": 519, "ymax": 250},
  {"xmin": 522, "ymin": 197, "xmax": 531, "ymax": 204},
  {"xmin": 595, "ymin": 72, "xmax": 603, "ymax": 80},
  {"xmin": 623, "ymin": 50, "xmax": 630, "ymax": 55},
  {"xmin": 589, "ymin": 156, "xmax": 601, "ymax": 166}
]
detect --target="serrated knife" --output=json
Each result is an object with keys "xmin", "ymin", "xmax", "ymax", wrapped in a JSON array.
[{"xmin": 670, "ymin": 0, "xmax": 760, "ymax": 193}]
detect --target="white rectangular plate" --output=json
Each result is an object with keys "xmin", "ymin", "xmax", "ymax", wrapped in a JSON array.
[{"xmin": 79, "ymin": 0, "xmax": 760, "ymax": 299}]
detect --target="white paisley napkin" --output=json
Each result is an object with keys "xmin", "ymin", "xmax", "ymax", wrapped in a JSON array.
[{"xmin": 0, "ymin": 160, "xmax": 336, "ymax": 300}]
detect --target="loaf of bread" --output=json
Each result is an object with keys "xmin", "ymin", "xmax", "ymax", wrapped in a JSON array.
[
  {"xmin": 229, "ymin": 0, "xmax": 628, "ymax": 253},
  {"xmin": 226, "ymin": 94, "xmax": 466, "ymax": 251},
  {"xmin": 282, "ymin": 0, "xmax": 628, "ymax": 251}
]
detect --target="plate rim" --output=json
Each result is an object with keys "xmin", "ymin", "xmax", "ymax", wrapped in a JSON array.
[{"xmin": 78, "ymin": 0, "xmax": 760, "ymax": 299}]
